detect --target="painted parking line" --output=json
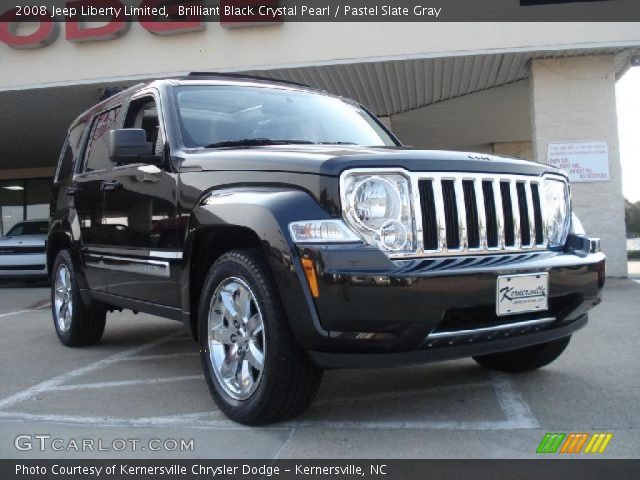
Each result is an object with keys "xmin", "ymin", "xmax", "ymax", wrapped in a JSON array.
[
  {"xmin": 312, "ymin": 381, "xmax": 488, "ymax": 407},
  {"xmin": 283, "ymin": 373, "xmax": 538, "ymax": 430},
  {"xmin": 50, "ymin": 375, "xmax": 203, "ymax": 392},
  {"xmin": 0, "ymin": 372, "xmax": 539, "ymax": 431},
  {"xmin": 633, "ymin": 280, "xmax": 640, "ymax": 285},
  {"xmin": 490, "ymin": 372, "xmax": 539, "ymax": 428},
  {"xmin": 0, "ymin": 307, "xmax": 48, "ymax": 319},
  {"xmin": 0, "ymin": 331, "xmax": 184, "ymax": 410},
  {"xmin": 0, "ymin": 372, "xmax": 538, "ymax": 432},
  {"xmin": 0, "ymin": 411, "xmax": 257, "ymax": 431},
  {"xmin": 0, "ymin": 312, "xmax": 538, "ymax": 432},
  {"xmin": 119, "ymin": 352, "xmax": 200, "ymax": 362}
]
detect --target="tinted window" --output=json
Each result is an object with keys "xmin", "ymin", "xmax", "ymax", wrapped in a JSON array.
[
  {"xmin": 172, "ymin": 86, "xmax": 395, "ymax": 148},
  {"xmin": 6, "ymin": 221, "xmax": 48, "ymax": 236},
  {"xmin": 124, "ymin": 97, "xmax": 163, "ymax": 156},
  {"xmin": 56, "ymin": 142, "xmax": 74, "ymax": 182},
  {"xmin": 56, "ymin": 120, "xmax": 90, "ymax": 181},
  {"xmin": 84, "ymin": 108, "xmax": 121, "ymax": 172}
]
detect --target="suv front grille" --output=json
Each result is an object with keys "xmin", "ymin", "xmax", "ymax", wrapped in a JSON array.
[
  {"xmin": 413, "ymin": 173, "xmax": 550, "ymax": 257},
  {"xmin": 0, "ymin": 246, "xmax": 45, "ymax": 255}
]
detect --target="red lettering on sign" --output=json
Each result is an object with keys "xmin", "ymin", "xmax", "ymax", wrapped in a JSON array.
[
  {"xmin": 65, "ymin": 0, "xmax": 129, "ymax": 43},
  {"xmin": 139, "ymin": 0, "xmax": 204, "ymax": 35},
  {"xmin": 0, "ymin": 8, "xmax": 58, "ymax": 49}
]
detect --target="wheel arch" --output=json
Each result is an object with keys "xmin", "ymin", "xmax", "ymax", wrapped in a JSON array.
[
  {"xmin": 46, "ymin": 226, "xmax": 85, "ymax": 287},
  {"xmin": 182, "ymin": 187, "xmax": 330, "ymax": 347}
]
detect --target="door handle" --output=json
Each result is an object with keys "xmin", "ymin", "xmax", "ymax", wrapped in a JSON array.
[
  {"xmin": 100, "ymin": 180, "xmax": 123, "ymax": 192},
  {"xmin": 65, "ymin": 186, "xmax": 79, "ymax": 196}
]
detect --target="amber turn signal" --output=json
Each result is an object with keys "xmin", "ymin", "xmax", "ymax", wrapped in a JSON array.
[{"xmin": 301, "ymin": 258, "xmax": 319, "ymax": 298}]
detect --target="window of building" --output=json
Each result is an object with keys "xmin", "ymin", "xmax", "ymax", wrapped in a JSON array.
[{"xmin": 0, "ymin": 178, "xmax": 52, "ymax": 236}]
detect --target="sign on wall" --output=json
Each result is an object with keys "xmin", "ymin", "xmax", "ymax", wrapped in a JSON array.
[{"xmin": 547, "ymin": 141, "xmax": 610, "ymax": 183}]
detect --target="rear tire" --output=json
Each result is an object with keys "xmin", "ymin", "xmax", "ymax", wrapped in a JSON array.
[
  {"xmin": 473, "ymin": 336, "xmax": 571, "ymax": 372},
  {"xmin": 198, "ymin": 248, "xmax": 323, "ymax": 425},
  {"xmin": 51, "ymin": 250, "xmax": 106, "ymax": 347}
]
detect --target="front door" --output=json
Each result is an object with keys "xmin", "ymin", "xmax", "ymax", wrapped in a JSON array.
[
  {"xmin": 73, "ymin": 107, "xmax": 122, "ymax": 292},
  {"xmin": 100, "ymin": 93, "xmax": 181, "ymax": 306}
]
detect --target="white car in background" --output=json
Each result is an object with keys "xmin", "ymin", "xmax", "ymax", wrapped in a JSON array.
[{"xmin": 0, "ymin": 219, "xmax": 49, "ymax": 279}]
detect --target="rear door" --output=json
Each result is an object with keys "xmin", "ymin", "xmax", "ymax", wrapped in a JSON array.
[
  {"xmin": 100, "ymin": 91, "xmax": 181, "ymax": 306},
  {"xmin": 72, "ymin": 107, "xmax": 122, "ymax": 292}
]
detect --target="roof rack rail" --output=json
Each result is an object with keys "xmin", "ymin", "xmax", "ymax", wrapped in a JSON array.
[{"xmin": 185, "ymin": 72, "xmax": 309, "ymax": 88}]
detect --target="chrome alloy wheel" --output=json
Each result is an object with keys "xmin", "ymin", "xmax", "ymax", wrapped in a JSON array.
[
  {"xmin": 54, "ymin": 264, "xmax": 73, "ymax": 333},
  {"xmin": 208, "ymin": 277, "xmax": 266, "ymax": 400}
]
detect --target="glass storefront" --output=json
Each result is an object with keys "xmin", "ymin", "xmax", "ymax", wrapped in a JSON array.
[{"xmin": 0, "ymin": 178, "xmax": 51, "ymax": 236}]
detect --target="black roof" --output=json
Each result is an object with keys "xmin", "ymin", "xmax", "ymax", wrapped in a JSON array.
[{"xmin": 184, "ymin": 72, "xmax": 309, "ymax": 88}]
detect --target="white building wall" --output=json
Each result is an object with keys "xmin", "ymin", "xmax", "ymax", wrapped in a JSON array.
[
  {"xmin": 1, "ymin": 22, "xmax": 640, "ymax": 90},
  {"xmin": 530, "ymin": 55, "xmax": 628, "ymax": 276}
]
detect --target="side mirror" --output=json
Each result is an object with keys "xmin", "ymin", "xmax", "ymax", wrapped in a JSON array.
[{"xmin": 109, "ymin": 129, "xmax": 160, "ymax": 166}]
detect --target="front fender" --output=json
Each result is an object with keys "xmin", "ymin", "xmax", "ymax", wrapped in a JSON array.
[{"xmin": 183, "ymin": 187, "xmax": 334, "ymax": 349}]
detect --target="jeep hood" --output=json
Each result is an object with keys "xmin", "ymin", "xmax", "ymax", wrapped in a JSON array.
[{"xmin": 180, "ymin": 145, "xmax": 561, "ymax": 177}]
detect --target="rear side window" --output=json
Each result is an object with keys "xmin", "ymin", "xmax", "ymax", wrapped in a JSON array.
[
  {"xmin": 84, "ymin": 107, "xmax": 121, "ymax": 172},
  {"xmin": 55, "ymin": 119, "xmax": 89, "ymax": 181}
]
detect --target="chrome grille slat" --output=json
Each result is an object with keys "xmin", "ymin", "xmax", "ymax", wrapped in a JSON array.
[
  {"xmin": 453, "ymin": 177, "xmax": 468, "ymax": 252},
  {"xmin": 493, "ymin": 178, "xmax": 506, "ymax": 250},
  {"xmin": 509, "ymin": 180, "xmax": 521, "ymax": 249},
  {"xmin": 390, "ymin": 172, "xmax": 562, "ymax": 259},
  {"xmin": 474, "ymin": 179, "xmax": 488, "ymax": 250},
  {"xmin": 526, "ymin": 181, "xmax": 537, "ymax": 247},
  {"xmin": 431, "ymin": 179, "xmax": 447, "ymax": 252}
]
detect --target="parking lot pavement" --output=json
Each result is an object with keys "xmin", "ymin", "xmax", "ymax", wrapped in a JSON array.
[{"xmin": 0, "ymin": 279, "xmax": 638, "ymax": 459}]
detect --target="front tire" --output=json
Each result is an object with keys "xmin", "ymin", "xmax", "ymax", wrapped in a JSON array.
[
  {"xmin": 51, "ymin": 250, "xmax": 106, "ymax": 347},
  {"xmin": 473, "ymin": 336, "xmax": 571, "ymax": 372},
  {"xmin": 198, "ymin": 248, "xmax": 323, "ymax": 425}
]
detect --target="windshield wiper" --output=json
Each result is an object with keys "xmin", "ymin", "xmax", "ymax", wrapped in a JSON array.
[
  {"xmin": 204, "ymin": 138, "xmax": 317, "ymax": 148},
  {"xmin": 316, "ymin": 141, "xmax": 357, "ymax": 145}
]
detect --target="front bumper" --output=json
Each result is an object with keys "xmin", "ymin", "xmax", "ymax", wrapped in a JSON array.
[
  {"xmin": 295, "ymin": 235, "xmax": 605, "ymax": 368},
  {"xmin": 0, "ymin": 254, "xmax": 47, "ymax": 277}
]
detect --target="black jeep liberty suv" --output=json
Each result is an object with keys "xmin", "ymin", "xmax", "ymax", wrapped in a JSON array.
[{"xmin": 48, "ymin": 73, "xmax": 605, "ymax": 425}]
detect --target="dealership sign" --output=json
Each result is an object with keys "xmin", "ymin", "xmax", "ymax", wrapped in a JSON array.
[
  {"xmin": 0, "ymin": 0, "xmax": 280, "ymax": 49},
  {"xmin": 547, "ymin": 141, "xmax": 610, "ymax": 183}
]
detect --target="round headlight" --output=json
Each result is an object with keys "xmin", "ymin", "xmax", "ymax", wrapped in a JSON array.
[
  {"xmin": 350, "ymin": 177, "xmax": 402, "ymax": 231},
  {"xmin": 341, "ymin": 170, "xmax": 415, "ymax": 254}
]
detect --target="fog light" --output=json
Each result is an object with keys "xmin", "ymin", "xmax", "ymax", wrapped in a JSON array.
[{"xmin": 379, "ymin": 220, "xmax": 408, "ymax": 251}]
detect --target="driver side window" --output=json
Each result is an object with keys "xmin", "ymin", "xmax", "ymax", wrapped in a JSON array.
[{"xmin": 124, "ymin": 96, "xmax": 164, "ymax": 158}]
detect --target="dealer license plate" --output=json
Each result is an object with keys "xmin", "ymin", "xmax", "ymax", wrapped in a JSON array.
[{"xmin": 496, "ymin": 273, "xmax": 549, "ymax": 316}]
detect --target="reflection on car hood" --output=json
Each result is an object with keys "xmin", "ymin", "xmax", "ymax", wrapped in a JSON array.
[
  {"xmin": 181, "ymin": 145, "xmax": 560, "ymax": 177},
  {"xmin": 0, "ymin": 235, "xmax": 47, "ymax": 247}
]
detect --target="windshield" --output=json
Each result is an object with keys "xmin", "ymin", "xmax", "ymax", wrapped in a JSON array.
[
  {"xmin": 6, "ymin": 221, "xmax": 48, "ymax": 237},
  {"xmin": 172, "ymin": 85, "xmax": 397, "ymax": 148}
]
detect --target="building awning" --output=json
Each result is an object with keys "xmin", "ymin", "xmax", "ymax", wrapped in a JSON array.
[{"xmin": 0, "ymin": 46, "xmax": 635, "ymax": 172}]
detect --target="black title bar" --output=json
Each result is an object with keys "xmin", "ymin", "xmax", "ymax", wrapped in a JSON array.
[
  {"xmin": 1, "ymin": 0, "xmax": 640, "ymax": 22},
  {"xmin": 3, "ymin": 459, "xmax": 640, "ymax": 480}
]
